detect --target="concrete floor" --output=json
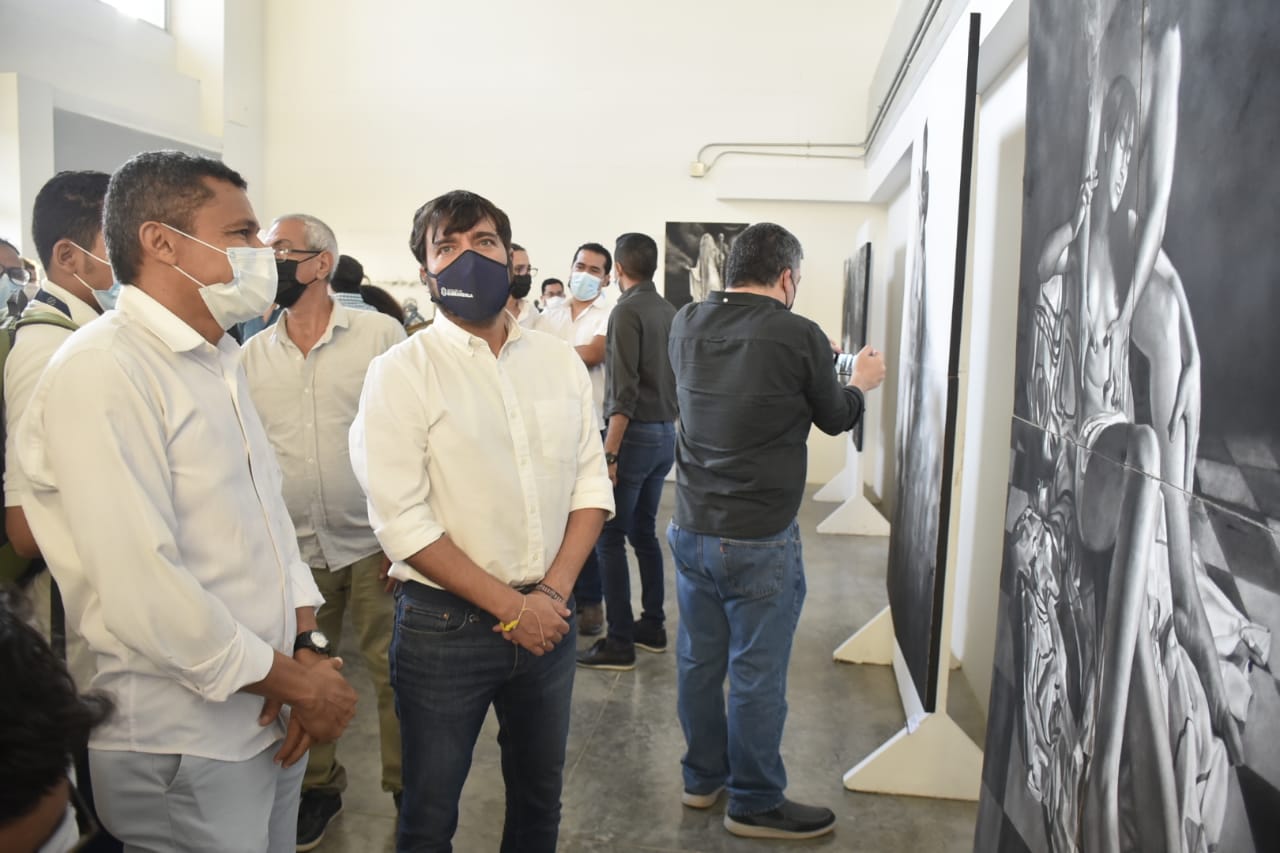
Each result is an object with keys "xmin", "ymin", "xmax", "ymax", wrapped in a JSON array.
[{"xmin": 316, "ymin": 486, "xmax": 983, "ymax": 852}]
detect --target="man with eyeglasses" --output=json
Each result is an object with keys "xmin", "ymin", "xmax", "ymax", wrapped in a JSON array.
[
  {"xmin": 0, "ymin": 238, "xmax": 32, "ymax": 322},
  {"xmin": 242, "ymin": 213, "xmax": 407, "ymax": 851},
  {"xmin": 506, "ymin": 242, "xmax": 539, "ymax": 327}
]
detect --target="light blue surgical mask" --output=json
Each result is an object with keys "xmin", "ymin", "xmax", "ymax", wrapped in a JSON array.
[
  {"xmin": 0, "ymin": 274, "xmax": 19, "ymax": 309},
  {"xmin": 568, "ymin": 270, "xmax": 601, "ymax": 301},
  {"xmin": 69, "ymin": 242, "xmax": 118, "ymax": 312}
]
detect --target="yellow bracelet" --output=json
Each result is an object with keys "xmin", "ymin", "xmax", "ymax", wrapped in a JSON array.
[{"xmin": 501, "ymin": 599, "xmax": 529, "ymax": 633}]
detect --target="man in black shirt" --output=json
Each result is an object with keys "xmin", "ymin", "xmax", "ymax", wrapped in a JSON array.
[
  {"xmin": 667, "ymin": 222, "xmax": 885, "ymax": 840},
  {"xmin": 578, "ymin": 233, "xmax": 678, "ymax": 670}
]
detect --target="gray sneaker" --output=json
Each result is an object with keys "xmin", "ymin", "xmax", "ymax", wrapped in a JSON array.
[{"xmin": 724, "ymin": 799, "xmax": 836, "ymax": 839}]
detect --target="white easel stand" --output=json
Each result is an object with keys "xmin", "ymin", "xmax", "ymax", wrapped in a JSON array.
[
  {"xmin": 815, "ymin": 435, "xmax": 890, "ymax": 536},
  {"xmin": 834, "ymin": 522, "xmax": 982, "ymax": 799}
]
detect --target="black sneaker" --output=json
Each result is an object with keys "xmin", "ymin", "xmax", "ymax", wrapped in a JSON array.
[
  {"xmin": 724, "ymin": 799, "xmax": 836, "ymax": 840},
  {"xmin": 633, "ymin": 620, "xmax": 667, "ymax": 653},
  {"xmin": 576, "ymin": 637, "xmax": 636, "ymax": 671},
  {"xmin": 296, "ymin": 791, "xmax": 343, "ymax": 851}
]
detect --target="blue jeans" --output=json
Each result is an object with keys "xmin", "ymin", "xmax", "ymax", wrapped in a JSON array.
[
  {"xmin": 390, "ymin": 582, "xmax": 576, "ymax": 852},
  {"xmin": 597, "ymin": 421, "xmax": 676, "ymax": 644},
  {"xmin": 667, "ymin": 519, "xmax": 805, "ymax": 817}
]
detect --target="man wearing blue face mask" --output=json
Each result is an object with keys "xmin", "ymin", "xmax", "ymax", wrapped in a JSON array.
[
  {"xmin": 3, "ymin": 171, "xmax": 116, "ymax": 688},
  {"xmin": 16, "ymin": 151, "xmax": 358, "ymax": 853},
  {"xmin": 534, "ymin": 242, "xmax": 614, "ymax": 637},
  {"xmin": 350, "ymin": 190, "xmax": 613, "ymax": 852}
]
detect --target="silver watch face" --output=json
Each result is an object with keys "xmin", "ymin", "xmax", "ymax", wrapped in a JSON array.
[{"xmin": 308, "ymin": 630, "xmax": 331, "ymax": 652}]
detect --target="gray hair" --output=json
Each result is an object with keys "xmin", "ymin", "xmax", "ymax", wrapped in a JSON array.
[
  {"xmin": 724, "ymin": 223, "xmax": 803, "ymax": 289},
  {"xmin": 274, "ymin": 213, "xmax": 339, "ymax": 281}
]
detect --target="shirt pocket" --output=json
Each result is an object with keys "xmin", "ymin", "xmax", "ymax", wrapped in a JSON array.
[{"xmin": 533, "ymin": 398, "xmax": 581, "ymax": 466}]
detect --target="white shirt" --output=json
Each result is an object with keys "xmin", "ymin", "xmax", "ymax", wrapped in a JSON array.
[
  {"xmin": 243, "ymin": 301, "xmax": 406, "ymax": 570},
  {"xmin": 349, "ymin": 312, "xmax": 614, "ymax": 590},
  {"xmin": 17, "ymin": 285, "xmax": 324, "ymax": 760},
  {"xmin": 3, "ymin": 280, "xmax": 101, "ymax": 507},
  {"xmin": 534, "ymin": 297, "xmax": 612, "ymax": 428},
  {"xmin": 508, "ymin": 296, "xmax": 539, "ymax": 329}
]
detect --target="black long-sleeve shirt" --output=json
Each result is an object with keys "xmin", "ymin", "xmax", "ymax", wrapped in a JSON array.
[
  {"xmin": 604, "ymin": 280, "xmax": 678, "ymax": 423},
  {"xmin": 669, "ymin": 290, "xmax": 864, "ymax": 538}
]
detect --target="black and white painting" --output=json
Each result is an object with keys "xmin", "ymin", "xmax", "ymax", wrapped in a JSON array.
[
  {"xmin": 841, "ymin": 243, "xmax": 873, "ymax": 451},
  {"xmin": 663, "ymin": 222, "xmax": 748, "ymax": 308},
  {"xmin": 976, "ymin": 1, "xmax": 1280, "ymax": 850},
  {"xmin": 885, "ymin": 13, "xmax": 981, "ymax": 715}
]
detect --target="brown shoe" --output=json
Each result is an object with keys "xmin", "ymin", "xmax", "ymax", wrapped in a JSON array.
[{"xmin": 578, "ymin": 602, "xmax": 604, "ymax": 636}]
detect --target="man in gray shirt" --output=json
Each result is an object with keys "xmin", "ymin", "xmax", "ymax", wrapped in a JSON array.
[{"xmin": 578, "ymin": 233, "xmax": 678, "ymax": 670}]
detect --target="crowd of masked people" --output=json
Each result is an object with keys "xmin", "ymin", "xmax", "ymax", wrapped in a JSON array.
[{"xmin": 0, "ymin": 151, "xmax": 885, "ymax": 853}]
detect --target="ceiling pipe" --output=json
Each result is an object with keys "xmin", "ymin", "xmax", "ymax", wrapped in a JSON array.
[{"xmin": 689, "ymin": 0, "xmax": 946, "ymax": 177}]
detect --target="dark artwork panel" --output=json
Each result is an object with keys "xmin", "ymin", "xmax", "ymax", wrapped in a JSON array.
[
  {"xmin": 977, "ymin": 1, "xmax": 1280, "ymax": 850},
  {"xmin": 887, "ymin": 13, "xmax": 981, "ymax": 712},
  {"xmin": 841, "ymin": 243, "xmax": 872, "ymax": 450},
  {"xmin": 662, "ymin": 222, "xmax": 748, "ymax": 308}
]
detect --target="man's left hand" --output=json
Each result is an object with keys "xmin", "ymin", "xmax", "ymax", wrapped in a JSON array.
[
  {"xmin": 607, "ymin": 461, "xmax": 618, "ymax": 487},
  {"xmin": 379, "ymin": 553, "xmax": 395, "ymax": 593}
]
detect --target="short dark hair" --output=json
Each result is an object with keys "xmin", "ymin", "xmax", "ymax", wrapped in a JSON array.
[
  {"xmin": 613, "ymin": 233, "xmax": 657, "ymax": 281},
  {"xmin": 724, "ymin": 223, "xmax": 803, "ymax": 289},
  {"xmin": 409, "ymin": 190, "xmax": 512, "ymax": 265},
  {"xmin": 0, "ymin": 589, "xmax": 114, "ymax": 826},
  {"xmin": 572, "ymin": 242, "xmax": 612, "ymax": 276},
  {"xmin": 541, "ymin": 277, "xmax": 564, "ymax": 294},
  {"xmin": 359, "ymin": 284, "xmax": 406, "ymax": 324},
  {"xmin": 331, "ymin": 254, "xmax": 364, "ymax": 294},
  {"xmin": 511, "ymin": 243, "xmax": 526, "ymax": 254},
  {"xmin": 104, "ymin": 150, "xmax": 248, "ymax": 285},
  {"xmin": 32, "ymin": 171, "xmax": 111, "ymax": 269}
]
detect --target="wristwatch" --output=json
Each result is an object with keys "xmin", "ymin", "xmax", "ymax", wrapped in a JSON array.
[
  {"xmin": 294, "ymin": 630, "xmax": 332, "ymax": 656},
  {"xmin": 605, "ymin": 452, "xmax": 619, "ymax": 465}
]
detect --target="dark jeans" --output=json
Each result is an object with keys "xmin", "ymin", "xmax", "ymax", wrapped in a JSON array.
[
  {"xmin": 597, "ymin": 421, "xmax": 676, "ymax": 645},
  {"xmin": 391, "ymin": 582, "xmax": 576, "ymax": 852}
]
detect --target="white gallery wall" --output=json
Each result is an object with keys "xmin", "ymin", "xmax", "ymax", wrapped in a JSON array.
[{"xmin": 259, "ymin": 0, "xmax": 898, "ymax": 483}]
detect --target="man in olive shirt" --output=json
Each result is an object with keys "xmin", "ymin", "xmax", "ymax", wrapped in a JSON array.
[
  {"xmin": 578, "ymin": 233, "xmax": 678, "ymax": 670},
  {"xmin": 667, "ymin": 222, "xmax": 885, "ymax": 840}
]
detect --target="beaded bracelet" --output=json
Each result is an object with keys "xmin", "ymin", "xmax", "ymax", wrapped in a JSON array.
[{"xmin": 534, "ymin": 582, "xmax": 565, "ymax": 603}]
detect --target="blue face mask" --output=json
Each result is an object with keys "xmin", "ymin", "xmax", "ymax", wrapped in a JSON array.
[
  {"xmin": 568, "ymin": 270, "xmax": 601, "ymax": 301},
  {"xmin": 0, "ymin": 274, "xmax": 19, "ymax": 310},
  {"xmin": 70, "ymin": 242, "xmax": 119, "ymax": 311},
  {"xmin": 427, "ymin": 250, "xmax": 511, "ymax": 323}
]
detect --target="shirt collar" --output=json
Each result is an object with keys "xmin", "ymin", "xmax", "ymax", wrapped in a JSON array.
[
  {"xmin": 38, "ymin": 279, "xmax": 101, "ymax": 327},
  {"xmin": 618, "ymin": 280, "xmax": 657, "ymax": 302},
  {"xmin": 708, "ymin": 289, "xmax": 787, "ymax": 310},
  {"xmin": 117, "ymin": 284, "xmax": 218, "ymax": 355},
  {"xmin": 432, "ymin": 310, "xmax": 522, "ymax": 355},
  {"xmin": 270, "ymin": 296, "xmax": 348, "ymax": 351}
]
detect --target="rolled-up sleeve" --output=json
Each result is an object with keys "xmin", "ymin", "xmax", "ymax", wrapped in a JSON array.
[
  {"xmin": 349, "ymin": 351, "xmax": 446, "ymax": 560},
  {"xmin": 567, "ymin": 356, "xmax": 615, "ymax": 519},
  {"xmin": 804, "ymin": 325, "xmax": 865, "ymax": 436},
  {"xmin": 23, "ymin": 351, "xmax": 275, "ymax": 701}
]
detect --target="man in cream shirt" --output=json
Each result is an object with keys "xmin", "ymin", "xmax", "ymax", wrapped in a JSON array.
[
  {"xmin": 350, "ymin": 190, "xmax": 613, "ymax": 852},
  {"xmin": 243, "ymin": 212, "xmax": 407, "ymax": 850},
  {"xmin": 16, "ymin": 151, "xmax": 357, "ymax": 852}
]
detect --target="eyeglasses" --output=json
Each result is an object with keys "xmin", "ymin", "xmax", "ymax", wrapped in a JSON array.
[
  {"xmin": 2, "ymin": 266, "xmax": 32, "ymax": 284},
  {"xmin": 272, "ymin": 247, "xmax": 323, "ymax": 261},
  {"xmin": 513, "ymin": 265, "xmax": 539, "ymax": 277}
]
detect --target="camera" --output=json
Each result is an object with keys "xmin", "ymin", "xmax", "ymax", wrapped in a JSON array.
[{"xmin": 834, "ymin": 352, "xmax": 856, "ymax": 382}]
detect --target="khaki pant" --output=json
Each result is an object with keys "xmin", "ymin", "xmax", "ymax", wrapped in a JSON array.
[{"xmin": 304, "ymin": 552, "xmax": 401, "ymax": 795}]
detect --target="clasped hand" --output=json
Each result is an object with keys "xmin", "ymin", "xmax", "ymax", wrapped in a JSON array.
[
  {"xmin": 494, "ymin": 592, "xmax": 571, "ymax": 655},
  {"xmin": 260, "ymin": 651, "xmax": 358, "ymax": 768}
]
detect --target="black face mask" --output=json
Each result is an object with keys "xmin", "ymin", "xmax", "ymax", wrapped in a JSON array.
[
  {"xmin": 509, "ymin": 273, "xmax": 533, "ymax": 300},
  {"xmin": 275, "ymin": 259, "xmax": 314, "ymax": 308}
]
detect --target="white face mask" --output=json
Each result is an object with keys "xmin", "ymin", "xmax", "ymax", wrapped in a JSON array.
[
  {"xmin": 163, "ymin": 225, "xmax": 278, "ymax": 328},
  {"xmin": 543, "ymin": 295, "xmax": 565, "ymax": 310}
]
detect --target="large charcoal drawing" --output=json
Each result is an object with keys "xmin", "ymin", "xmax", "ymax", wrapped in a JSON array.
[
  {"xmin": 886, "ymin": 14, "xmax": 981, "ymax": 713},
  {"xmin": 976, "ymin": 1, "xmax": 1280, "ymax": 850},
  {"xmin": 662, "ymin": 222, "xmax": 748, "ymax": 308},
  {"xmin": 841, "ymin": 242, "xmax": 872, "ymax": 450}
]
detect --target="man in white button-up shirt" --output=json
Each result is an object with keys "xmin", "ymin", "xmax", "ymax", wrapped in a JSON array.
[
  {"xmin": 16, "ymin": 151, "xmax": 358, "ymax": 853},
  {"xmin": 350, "ymin": 190, "xmax": 613, "ymax": 852},
  {"xmin": 244, "ymin": 213, "xmax": 407, "ymax": 848},
  {"xmin": 3, "ymin": 170, "xmax": 115, "ymax": 691}
]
